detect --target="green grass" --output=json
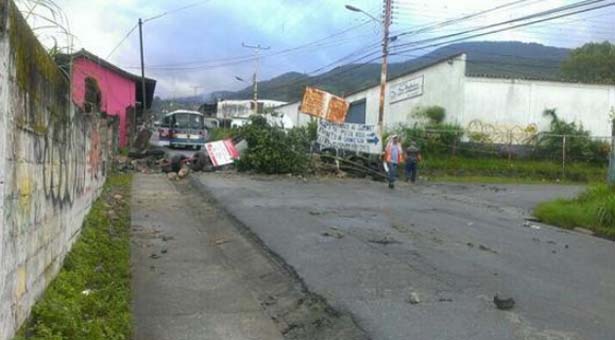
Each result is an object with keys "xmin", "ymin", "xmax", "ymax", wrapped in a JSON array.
[
  {"xmin": 208, "ymin": 127, "xmax": 237, "ymax": 141},
  {"xmin": 534, "ymin": 185, "xmax": 615, "ymax": 239},
  {"xmin": 420, "ymin": 156, "xmax": 607, "ymax": 183},
  {"xmin": 15, "ymin": 174, "xmax": 133, "ymax": 340}
]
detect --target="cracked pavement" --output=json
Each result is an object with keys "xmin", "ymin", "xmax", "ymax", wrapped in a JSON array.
[{"xmin": 193, "ymin": 173, "xmax": 614, "ymax": 340}]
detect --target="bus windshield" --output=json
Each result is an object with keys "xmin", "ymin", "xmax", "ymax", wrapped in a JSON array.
[{"xmin": 173, "ymin": 114, "xmax": 204, "ymax": 130}]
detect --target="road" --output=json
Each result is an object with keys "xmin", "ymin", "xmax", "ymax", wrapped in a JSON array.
[
  {"xmin": 191, "ymin": 173, "xmax": 614, "ymax": 340},
  {"xmin": 131, "ymin": 174, "xmax": 367, "ymax": 340}
]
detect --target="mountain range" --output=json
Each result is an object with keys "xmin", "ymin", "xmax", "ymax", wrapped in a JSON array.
[{"xmin": 194, "ymin": 41, "xmax": 572, "ymax": 104}]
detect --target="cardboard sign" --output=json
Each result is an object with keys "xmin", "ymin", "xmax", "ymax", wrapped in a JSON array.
[
  {"xmin": 317, "ymin": 120, "xmax": 382, "ymax": 155},
  {"xmin": 205, "ymin": 139, "xmax": 240, "ymax": 167},
  {"xmin": 299, "ymin": 87, "xmax": 349, "ymax": 123}
]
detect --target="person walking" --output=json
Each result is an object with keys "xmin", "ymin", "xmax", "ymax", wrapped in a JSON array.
[
  {"xmin": 405, "ymin": 141, "xmax": 422, "ymax": 183},
  {"xmin": 384, "ymin": 135, "xmax": 404, "ymax": 189}
]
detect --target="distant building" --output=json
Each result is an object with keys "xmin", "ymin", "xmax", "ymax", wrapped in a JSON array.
[
  {"xmin": 216, "ymin": 99, "xmax": 287, "ymax": 120},
  {"xmin": 276, "ymin": 53, "xmax": 615, "ymax": 138},
  {"xmin": 58, "ymin": 49, "xmax": 157, "ymax": 147}
]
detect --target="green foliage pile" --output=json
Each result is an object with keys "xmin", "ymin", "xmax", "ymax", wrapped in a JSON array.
[
  {"xmin": 393, "ymin": 106, "xmax": 464, "ymax": 155},
  {"xmin": 533, "ymin": 109, "xmax": 609, "ymax": 164},
  {"xmin": 15, "ymin": 175, "xmax": 132, "ymax": 340},
  {"xmin": 535, "ymin": 185, "xmax": 615, "ymax": 239},
  {"xmin": 561, "ymin": 41, "xmax": 615, "ymax": 84},
  {"xmin": 208, "ymin": 127, "xmax": 237, "ymax": 141},
  {"xmin": 236, "ymin": 115, "xmax": 311, "ymax": 174}
]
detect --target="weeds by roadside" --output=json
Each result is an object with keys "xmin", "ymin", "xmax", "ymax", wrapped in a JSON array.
[
  {"xmin": 421, "ymin": 156, "xmax": 606, "ymax": 183},
  {"xmin": 14, "ymin": 174, "xmax": 133, "ymax": 340},
  {"xmin": 534, "ymin": 184, "xmax": 615, "ymax": 239}
]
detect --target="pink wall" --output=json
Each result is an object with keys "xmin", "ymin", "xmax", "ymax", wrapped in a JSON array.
[{"xmin": 71, "ymin": 57, "xmax": 136, "ymax": 147}]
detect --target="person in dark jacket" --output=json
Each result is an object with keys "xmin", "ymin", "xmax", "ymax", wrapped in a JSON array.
[{"xmin": 405, "ymin": 141, "xmax": 421, "ymax": 183}]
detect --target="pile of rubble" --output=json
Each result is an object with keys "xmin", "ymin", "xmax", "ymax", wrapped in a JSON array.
[{"xmin": 161, "ymin": 152, "xmax": 215, "ymax": 181}]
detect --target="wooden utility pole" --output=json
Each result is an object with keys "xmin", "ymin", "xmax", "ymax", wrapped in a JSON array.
[
  {"xmin": 609, "ymin": 108, "xmax": 615, "ymax": 185},
  {"xmin": 378, "ymin": 0, "xmax": 392, "ymax": 136},
  {"xmin": 242, "ymin": 43, "xmax": 270, "ymax": 114},
  {"xmin": 138, "ymin": 18, "xmax": 147, "ymax": 129}
]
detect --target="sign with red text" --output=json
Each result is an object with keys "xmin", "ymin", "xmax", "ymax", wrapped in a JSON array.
[{"xmin": 205, "ymin": 139, "xmax": 240, "ymax": 167}]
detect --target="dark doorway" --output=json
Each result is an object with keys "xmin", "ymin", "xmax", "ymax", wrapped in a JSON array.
[{"xmin": 346, "ymin": 98, "xmax": 366, "ymax": 124}]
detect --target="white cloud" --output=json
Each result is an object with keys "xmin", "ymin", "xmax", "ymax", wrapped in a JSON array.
[{"xmin": 21, "ymin": 0, "xmax": 613, "ymax": 98}]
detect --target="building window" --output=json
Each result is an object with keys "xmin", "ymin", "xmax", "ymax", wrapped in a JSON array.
[
  {"xmin": 84, "ymin": 77, "xmax": 102, "ymax": 113},
  {"xmin": 250, "ymin": 101, "xmax": 265, "ymax": 113},
  {"xmin": 346, "ymin": 99, "xmax": 366, "ymax": 124}
]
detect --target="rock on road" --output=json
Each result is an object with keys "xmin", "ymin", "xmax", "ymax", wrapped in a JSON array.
[{"xmin": 192, "ymin": 173, "xmax": 615, "ymax": 340}]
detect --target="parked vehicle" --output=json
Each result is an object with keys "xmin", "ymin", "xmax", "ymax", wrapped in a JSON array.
[{"xmin": 158, "ymin": 110, "xmax": 208, "ymax": 149}]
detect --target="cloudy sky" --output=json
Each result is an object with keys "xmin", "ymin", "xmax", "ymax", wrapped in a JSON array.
[{"xmin": 20, "ymin": 0, "xmax": 615, "ymax": 98}]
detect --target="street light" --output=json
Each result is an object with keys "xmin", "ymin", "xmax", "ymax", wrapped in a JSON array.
[
  {"xmin": 345, "ymin": 2, "xmax": 392, "ymax": 140},
  {"xmin": 235, "ymin": 76, "xmax": 245, "ymax": 82},
  {"xmin": 344, "ymin": 4, "xmax": 379, "ymax": 23}
]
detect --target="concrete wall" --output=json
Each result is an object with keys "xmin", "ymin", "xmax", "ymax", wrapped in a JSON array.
[
  {"xmin": 276, "ymin": 54, "xmax": 467, "ymax": 129},
  {"xmin": 276, "ymin": 55, "xmax": 615, "ymax": 140},
  {"xmin": 463, "ymin": 77, "xmax": 615, "ymax": 137},
  {"xmin": 71, "ymin": 57, "xmax": 136, "ymax": 147},
  {"xmin": 0, "ymin": 2, "xmax": 116, "ymax": 339}
]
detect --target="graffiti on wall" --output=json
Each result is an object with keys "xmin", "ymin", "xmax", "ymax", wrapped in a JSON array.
[{"xmin": 466, "ymin": 119, "xmax": 538, "ymax": 144}]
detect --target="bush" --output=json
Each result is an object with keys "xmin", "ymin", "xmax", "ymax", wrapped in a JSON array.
[
  {"xmin": 535, "ymin": 184, "xmax": 615, "ymax": 239},
  {"xmin": 236, "ymin": 115, "xmax": 311, "ymax": 174},
  {"xmin": 208, "ymin": 127, "xmax": 237, "ymax": 141},
  {"xmin": 394, "ymin": 123, "xmax": 463, "ymax": 156},
  {"xmin": 415, "ymin": 105, "xmax": 446, "ymax": 124},
  {"xmin": 532, "ymin": 109, "xmax": 609, "ymax": 164}
]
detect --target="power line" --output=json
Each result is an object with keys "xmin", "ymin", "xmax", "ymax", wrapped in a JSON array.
[
  {"xmin": 122, "ymin": 20, "xmax": 374, "ymax": 69},
  {"xmin": 390, "ymin": 1, "xmax": 615, "ymax": 56},
  {"xmin": 228, "ymin": 1, "xmax": 615, "ymax": 101},
  {"xmin": 392, "ymin": 0, "xmax": 539, "ymax": 39},
  {"xmin": 143, "ymin": 0, "xmax": 213, "ymax": 23},
  {"xmin": 106, "ymin": 23, "xmax": 138, "ymax": 59},
  {"xmin": 389, "ymin": 0, "xmax": 613, "ymax": 52}
]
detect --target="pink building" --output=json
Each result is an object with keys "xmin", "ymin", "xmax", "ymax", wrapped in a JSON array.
[{"xmin": 59, "ymin": 49, "xmax": 156, "ymax": 147}]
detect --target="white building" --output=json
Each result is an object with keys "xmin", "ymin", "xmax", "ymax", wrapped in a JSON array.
[
  {"xmin": 216, "ymin": 99, "xmax": 287, "ymax": 119},
  {"xmin": 275, "ymin": 53, "xmax": 615, "ymax": 138}
]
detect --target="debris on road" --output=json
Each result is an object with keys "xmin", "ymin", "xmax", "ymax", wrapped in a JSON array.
[
  {"xmin": 493, "ymin": 294, "xmax": 515, "ymax": 310},
  {"xmin": 368, "ymin": 235, "xmax": 401, "ymax": 245},
  {"xmin": 321, "ymin": 227, "xmax": 345, "ymax": 239},
  {"xmin": 478, "ymin": 244, "xmax": 498, "ymax": 254},
  {"xmin": 214, "ymin": 238, "xmax": 232, "ymax": 246},
  {"xmin": 407, "ymin": 292, "xmax": 421, "ymax": 305},
  {"xmin": 167, "ymin": 172, "xmax": 178, "ymax": 181},
  {"xmin": 178, "ymin": 166, "xmax": 191, "ymax": 179},
  {"xmin": 573, "ymin": 227, "xmax": 594, "ymax": 236},
  {"xmin": 150, "ymin": 253, "xmax": 161, "ymax": 259},
  {"xmin": 523, "ymin": 221, "xmax": 541, "ymax": 230}
]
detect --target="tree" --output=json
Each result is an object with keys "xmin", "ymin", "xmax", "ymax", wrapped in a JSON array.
[{"xmin": 561, "ymin": 41, "xmax": 615, "ymax": 84}]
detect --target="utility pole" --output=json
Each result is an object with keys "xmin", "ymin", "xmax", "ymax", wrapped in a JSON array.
[
  {"xmin": 242, "ymin": 43, "xmax": 270, "ymax": 114},
  {"xmin": 138, "ymin": 18, "xmax": 147, "ymax": 131},
  {"xmin": 609, "ymin": 107, "xmax": 615, "ymax": 185},
  {"xmin": 192, "ymin": 86, "xmax": 203, "ymax": 97},
  {"xmin": 378, "ymin": 0, "xmax": 392, "ymax": 136}
]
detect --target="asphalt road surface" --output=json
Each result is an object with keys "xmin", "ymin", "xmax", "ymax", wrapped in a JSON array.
[{"xmin": 192, "ymin": 174, "xmax": 614, "ymax": 340}]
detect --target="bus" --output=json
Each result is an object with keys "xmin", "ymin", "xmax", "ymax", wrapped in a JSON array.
[{"xmin": 158, "ymin": 110, "xmax": 208, "ymax": 149}]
